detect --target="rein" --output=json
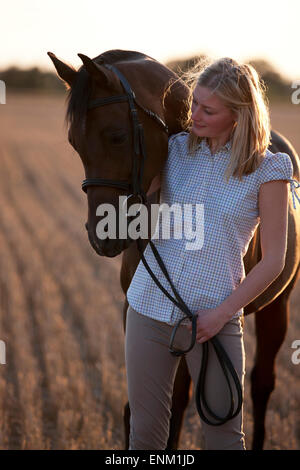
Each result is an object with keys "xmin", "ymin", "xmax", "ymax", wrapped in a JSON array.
[{"xmin": 81, "ymin": 62, "xmax": 243, "ymax": 426}]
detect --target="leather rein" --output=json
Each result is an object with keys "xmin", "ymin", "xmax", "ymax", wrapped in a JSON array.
[{"xmin": 81, "ymin": 62, "xmax": 243, "ymax": 426}]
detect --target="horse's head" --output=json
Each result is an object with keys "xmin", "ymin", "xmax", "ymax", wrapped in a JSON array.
[{"xmin": 47, "ymin": 51, "xmax": 174, "ymax": 257}]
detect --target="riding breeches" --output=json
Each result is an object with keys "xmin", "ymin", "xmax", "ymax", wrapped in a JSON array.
[{"xmin": 125, "ymin": 304, "xmax": 246, "ymax": 450}]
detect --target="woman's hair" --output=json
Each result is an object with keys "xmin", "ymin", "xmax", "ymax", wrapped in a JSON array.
[{"xmin": 181, "ymin": 57, "xmax": 271, "ymax": 182}]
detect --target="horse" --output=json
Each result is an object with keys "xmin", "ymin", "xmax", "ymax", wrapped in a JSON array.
[{"xmin": 48, "ymin": 49, "xmax": 300, "ymax": 450}]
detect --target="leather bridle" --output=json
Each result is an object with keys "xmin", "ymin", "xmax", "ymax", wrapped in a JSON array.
[
  {"xmin": 81, "ymin": 62, "xmax": 168, "ymax": 208},
  {"xmin": 81, "ymin": 62, "xmax": 243, "ymax": 426}
]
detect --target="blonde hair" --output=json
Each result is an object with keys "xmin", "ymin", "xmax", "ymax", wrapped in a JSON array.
[{"xmin": 181, "ymin": 57, "xmax": 271, "ymax": 182}]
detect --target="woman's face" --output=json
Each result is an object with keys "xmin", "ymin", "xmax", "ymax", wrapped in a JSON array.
[{"xmin": 191, "ymin": 85, "xmax": 236, "ymax": 139}]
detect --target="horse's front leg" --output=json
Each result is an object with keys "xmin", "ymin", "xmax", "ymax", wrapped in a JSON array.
[{"xmin": 250, "ymin": 292, "xmax": 289, "ymax": 450}]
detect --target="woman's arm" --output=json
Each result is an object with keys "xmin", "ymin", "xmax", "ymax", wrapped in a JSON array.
[
  {"xmin": 218, "ymin": 180, "xmax": 289, "ymax": 320},
  {"xmin": 189, "ymin": 179, "xmax": 289, "ymax": 342}
]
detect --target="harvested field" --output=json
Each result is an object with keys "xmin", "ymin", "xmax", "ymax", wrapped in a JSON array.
[{"xmin": 0, "ymin": 92, "xmax": 299, "ymax": 449}]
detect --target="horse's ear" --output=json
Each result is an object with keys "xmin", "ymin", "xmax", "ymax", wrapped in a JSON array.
[
  {"xmin": 47, "ymin": 52, "xmax": 77, "ymax": 89},
  {"xmin": 77, "ymin": 53, "xmax": 116, "ymax": 89}
]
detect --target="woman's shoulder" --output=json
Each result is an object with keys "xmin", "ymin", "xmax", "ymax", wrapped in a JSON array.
[
  {"xmin": 168, "ymin": 131, "xmax": 189, "ymax": 152},
  {"xmin": 259, "ymin": 148, "xmax": 293, "ymax": 171},
  {"xmin": 256, "ymin": 148, "xmax": 293, "ymax": 185}
]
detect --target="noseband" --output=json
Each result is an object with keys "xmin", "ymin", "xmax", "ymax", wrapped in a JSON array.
[{"xmin": 80, "ymin": 62, "xmax": 242, "ymax": 426}]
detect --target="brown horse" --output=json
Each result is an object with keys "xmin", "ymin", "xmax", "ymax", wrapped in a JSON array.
[{"xmin": 48, "ymin": 49, "xmax": 300, "ymax": 450}]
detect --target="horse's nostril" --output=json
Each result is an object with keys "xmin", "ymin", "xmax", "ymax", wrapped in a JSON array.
[{"xmin": 85, "ymin": 222, "xmax": 89, "ymax": 231}]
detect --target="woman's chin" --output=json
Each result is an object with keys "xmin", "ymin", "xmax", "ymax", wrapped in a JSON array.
[{"xmin": 191, "ymin": 125, "xmax": 208, "ymax": 137}]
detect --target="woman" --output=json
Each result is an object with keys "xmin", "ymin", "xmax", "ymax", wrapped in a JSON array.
[{"xmin": 125, "ymin": 57, "xmax": 298, "ymax": 450}]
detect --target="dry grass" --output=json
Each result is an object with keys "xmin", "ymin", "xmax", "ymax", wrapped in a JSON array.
[{"xmin": 0, "ymin": 92, "xmax": 299, "ymax": 449}]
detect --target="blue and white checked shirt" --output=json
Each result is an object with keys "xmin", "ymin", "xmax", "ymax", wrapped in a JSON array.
[{"xmin": 127, "ymin": 132, "xmax": 299, "ymax": 325}]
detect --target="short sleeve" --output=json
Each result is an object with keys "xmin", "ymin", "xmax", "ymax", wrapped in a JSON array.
[
  {"xmin": 258, "ymin": 152, "xmax": 293, "ymax": 186},
  {"xmin": 163, "ymin": 134, "xmax": 177, "ymax": 173},
  {"xmin": 164, "ymin": 132, "xmax": 186, "ymax": 169},
  {"xmin": 167, "ymin": 133, "xmax": 182, "ymax": 154},
  {"xmin": 160, "ymin": 135, "xmax": 178, "ymax": 195},
  {"xmin": 258, "ymin": 152, "xmax": 300, "ymax": 209},
  {"xmin": 168, "ymin": 134, "xmax": 177, "ymax": 152}
]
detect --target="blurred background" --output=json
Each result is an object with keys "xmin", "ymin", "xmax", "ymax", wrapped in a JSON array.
[{"xmin": 0, "ymin": 0, "xmax": 299, "ymax": 450}]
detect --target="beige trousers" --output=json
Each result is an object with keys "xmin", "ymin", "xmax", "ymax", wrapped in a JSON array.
[{"xmin": 125, "ymin": 304, "xmax": 246, "ymax": 450}]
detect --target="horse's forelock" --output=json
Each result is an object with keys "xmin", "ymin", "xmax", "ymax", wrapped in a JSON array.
[
  {"xmin": 65, "ymin": 50, "xmax": 148, "ymax": 137},
  {"xmin": 65, "ymin": 66, "xmax": 91, "ymax": 137}
]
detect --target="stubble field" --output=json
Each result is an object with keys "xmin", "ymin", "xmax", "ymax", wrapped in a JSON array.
[{"xmin": 0, "ymin": 92, "xmax": 299, "ymax": 449}]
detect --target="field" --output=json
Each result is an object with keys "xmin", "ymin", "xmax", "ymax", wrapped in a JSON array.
[{"xmin": 0, "ymin": 92, "xmax": 299, "ymax": 450}]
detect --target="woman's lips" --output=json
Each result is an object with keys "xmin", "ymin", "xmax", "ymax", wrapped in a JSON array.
[{"xmin": 193, "ymin": 122, "xmax": 206, "ymax": 128}]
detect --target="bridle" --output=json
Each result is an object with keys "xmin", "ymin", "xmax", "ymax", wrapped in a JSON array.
[
  {"xmin": 81, "ymin": 62, "xmax": 168, "ymax": 208},
  {"xmin": 81, "ymin": 62, "xmax": 243, "ymax": 426}
]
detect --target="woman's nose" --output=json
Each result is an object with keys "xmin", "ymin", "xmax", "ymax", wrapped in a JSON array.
[{"xmin": 191, "ymin": 106, "xmax": 202, "ymax": 120}]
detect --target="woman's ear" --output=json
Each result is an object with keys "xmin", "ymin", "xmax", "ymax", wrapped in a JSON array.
[{"xmin": 232, "ymin": 108, "xmax": 238, "ymax": 121}]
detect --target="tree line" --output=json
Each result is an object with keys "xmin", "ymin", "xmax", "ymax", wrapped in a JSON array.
[{"xmin": 0, "ymin": 56, "xmax": 293, "ymax": 100}]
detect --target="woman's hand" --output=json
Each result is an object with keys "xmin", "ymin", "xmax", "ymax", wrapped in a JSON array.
[{"xmin": 186, "ymin": 307, "xmax": 229, "ymax": 343}]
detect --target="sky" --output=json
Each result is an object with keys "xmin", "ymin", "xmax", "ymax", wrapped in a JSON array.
[{"xmin": 1, "ymin": 0, "xmax": 300, "ymax": 83}]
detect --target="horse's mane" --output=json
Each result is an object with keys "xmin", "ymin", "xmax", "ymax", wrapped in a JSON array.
[
  {"xmin": 65, "ymin": 50, "xmax": 150, "ymax": 135},
  {"xmin": 93, "ymin": 49, "xmax": 149, "ymax": 64}
]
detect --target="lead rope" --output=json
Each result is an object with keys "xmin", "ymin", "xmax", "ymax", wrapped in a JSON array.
[
  {"xmin": 134, "ymin": 125, "xmax": 243, "ymax": 426},
  {"xmin": 289, "ymin": 179, "xmax": 300, "ymax": 210},
  {"xmin": 136, "ymin": 237, "xmax": 243, "ymax": 426}
]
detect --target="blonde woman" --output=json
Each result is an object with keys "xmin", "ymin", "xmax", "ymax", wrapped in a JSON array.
[{"xmin": 125, "ymin": 57, "xmax": 298, "ymax": 450}]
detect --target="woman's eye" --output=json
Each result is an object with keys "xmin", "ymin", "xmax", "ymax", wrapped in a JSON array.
[{"xmin": 204, "ymin": 110, "xmax": 212, "ymax": 115}]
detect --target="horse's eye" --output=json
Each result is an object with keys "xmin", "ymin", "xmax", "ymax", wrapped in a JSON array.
[{"xmin": 110, "ymin": 132, "xmax": 128, "ymax": 145}]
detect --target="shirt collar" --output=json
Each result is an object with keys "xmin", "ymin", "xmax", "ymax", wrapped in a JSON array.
[{"xmin": 198, "ymin": 137, "xmax": 232, "ymax": 154}]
